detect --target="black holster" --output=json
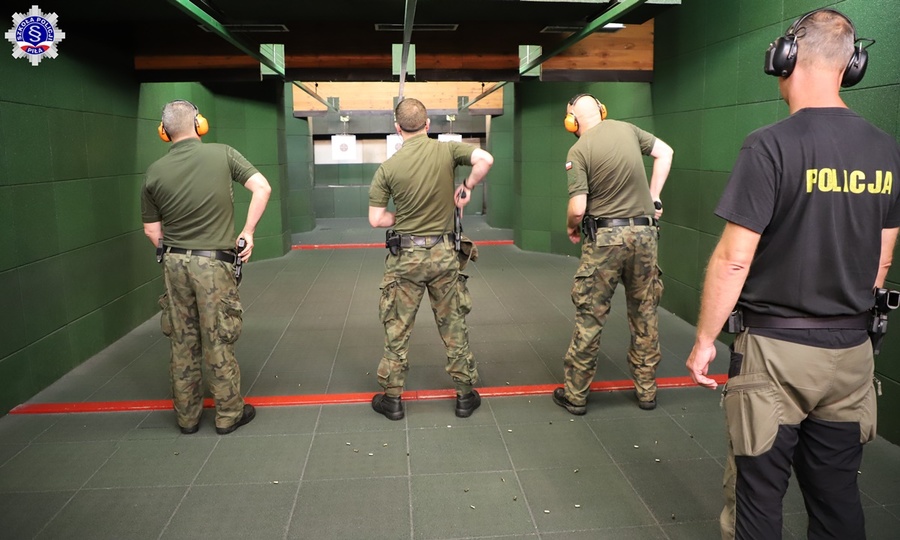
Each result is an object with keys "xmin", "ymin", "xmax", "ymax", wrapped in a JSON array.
[
  {"xmin": 581, "ymin": 215, "xmax": 597, "ymax": 242},
  {"xmin": 386, "ymin": 229, "xmax": 401, "ymax": 256},
  {"xmin": 869, "ymin": 288, "xmax": 900, "ymax": 355},
  {"xmin": 723, "ymin": 309, "xmax": 744, "ymax": 334}
]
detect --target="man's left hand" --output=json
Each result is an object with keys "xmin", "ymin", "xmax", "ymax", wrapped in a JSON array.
[{"xmin": 237, "ymin": 232, "xmax": 254, "ymax": 262}]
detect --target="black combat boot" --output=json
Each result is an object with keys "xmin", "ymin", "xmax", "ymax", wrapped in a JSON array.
[
  {"xmin": 372, "ymin": 393, "xmax": 404, "ymax": 420},
  {"xmin": 455, "ymin": 389, "xmax": 481, "ymax": 418},
  {"xmin": 552, "ymin": 388, "xmax": 586, "ymax": 415}
]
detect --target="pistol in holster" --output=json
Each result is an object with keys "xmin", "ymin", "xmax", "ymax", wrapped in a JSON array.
[
  {"xmin": 454, "ymin": 208, "xmax": 463, "ymax": 252},
  {"xmin": 385, "ymin": 229, "xmax": 401, "ymax": 256},
  {"xmin": 234, "ymin": 237, "xmax": 246, "ymax": 284},
  {"xmin": 723, "ymin": 308, "xmax": 744, "ymax": 334},
  {"xmin": 156, "ymin": 240, "xmax": 164, "ymax": 264},
  {"xmin": 869, "ymin": 288, "xmax": 900, "ymax": 355},
  {"xmin": 581, "ymin": 215, "xmax": 598, "ymax": 243}
]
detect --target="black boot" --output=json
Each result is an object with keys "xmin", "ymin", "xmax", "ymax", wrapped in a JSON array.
[
  {"xmin": 455, "ymin": 389, "xmax": 481, "ymax": 418},
  {"xmin": 372, "ymin": 393, "xmax": 404, "ymax": 420},
  {"xmin": 552, "ymin": 388, "xmax": 586, "ymax": 416}
]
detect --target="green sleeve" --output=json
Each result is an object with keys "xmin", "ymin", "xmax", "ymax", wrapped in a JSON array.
[
  {"xmin": 632, "ymin": 125, "xmax": 657, "ymax": 155},
  {"xmin": 566, "ymin": 148, "xmax": 589, "ymax": 198},
  {"xmin": 226, "ymin": 146, "xmax": 259, "ymax": 185},
  {"xmin": 369, "ymin": 165, "xmax": 390, "ymax": 207}
]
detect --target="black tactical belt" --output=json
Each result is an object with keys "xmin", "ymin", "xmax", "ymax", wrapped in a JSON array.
[
  {"xmin": 743, "ymin": 311, "xmax": 869, "ymax": 330},
  {"xmin": 399, "ymin": 234, "xmax": 453, "ymax": 248},
  {"xmin": 592, "ymin": 216, "xmax": 658, "ymax": 228},
  {"xmin": 165, "ymin": 246, "xmax": 238, "ymax": 264}
]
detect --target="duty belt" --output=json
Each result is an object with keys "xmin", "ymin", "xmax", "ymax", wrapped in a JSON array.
[
  {"xmin": 165, "ymin": 246, "xmax": 238, "ymax": 265},
  {"xmin": 398, "ymin": 234, "xmax": 453, "ymax": 249},
  {"xmin": 592, "ymin": 216, "xmax": 658, "ymax": 228},
  {"xmin": 742, "ymin": 311, "xmax": 869, "ymax": 330}
]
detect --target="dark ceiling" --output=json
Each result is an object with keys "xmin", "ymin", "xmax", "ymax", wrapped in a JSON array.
[{"xmin": 37, "ymin": 0, "xmax": 678, "ymax": 82}]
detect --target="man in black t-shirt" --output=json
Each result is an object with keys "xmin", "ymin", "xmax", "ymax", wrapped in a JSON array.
[{"xmin": 686, "ymin": 10, "xmax": 900, "ymax": 539}]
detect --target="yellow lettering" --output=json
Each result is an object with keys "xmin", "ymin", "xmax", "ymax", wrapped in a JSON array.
[
  {"xmin": 849, "ymin": 170, "xmax": 865, "ymax": 194},
  {"xmin": 881, "ymin": 171, "xmax": 892, "ymax": 194},
  {"xmin": 869, "ymin": 172, "xmax": 882, "ymax": 194},
  {"xmin": 806, "ymin": 169, "xmax": 817, "ymax": 193},
  {"xmin": 819, "ymin": 168, "xmax": 837, "ymax": 192}
]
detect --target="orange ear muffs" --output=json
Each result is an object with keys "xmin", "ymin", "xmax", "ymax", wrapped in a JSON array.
[
  {"xmin": 194, "ymin": 113, "xmax": 209, "ymax": 136},
  {"xmin": 157, "ymin": 110, "xmax": 209, "ymax": 142},
  {"xmin": 158, "ymin": 122, "xmax": 170, "ymax": 142},
  {"xmin": 564, "ymin": 94, "xmax": 608, "ymax": 132}
]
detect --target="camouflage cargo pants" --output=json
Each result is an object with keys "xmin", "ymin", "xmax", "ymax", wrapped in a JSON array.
[
  {"xmin": 378, "ymin": 238, "xmax": 477, "ymax": 397},
  {"xmin": 159, "ymin": 253, "xmax": 245, "ymax": 430},
  {"xmin": 563, "ymin": 225, "xmax": 663, "ymax": 405}
]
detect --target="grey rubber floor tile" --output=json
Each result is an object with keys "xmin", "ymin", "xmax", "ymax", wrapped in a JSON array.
[
  {"xmin": 161, "ymin": 483, "xmax": 297, "ymax": 540},
  {"xmin": 288, "ymin": 476, "xmax": 409, "ymax": 539},
  {"xmin": 409, "ymin": 425, "xmax": 513, "ymax": 475},
  {"xmin": 225, "ymin": 405, "xmax": 320, "ymax": 436},
  {"xmin": 542, "ymin": 526, "xmax": 667, "ymax": 539},
  {"xmin": 303, "ymin": 430, "xmax": 408, "ymax": 481},
  {"xmin": 502, "ymin": 420, "xmax": 614, "ymax": 470},
  {"xmin": 517, "ymin": 464, "xmax": 657, "ymax": 532},
  {"xmin": 405, "ymin": 398, "xmax": 495, "ymax": 429},
  {"xmin": 87, "ymin": 437, "xmax": 216, "ymax": 488},
  {"xmin": 410, "ymin": 471, "xmax": 536, "ymax": 539},
  {"xmin": 478, "ymin": 358, "xmax": 558, "ymax": 387},
  {"xmin": 32, "ymin": 411, "xmax": 147, "ymax": 443},
  {"xmin": 195, "ymin": 434, "xmax": 313, "ymax": 485},
  {"xmin": 0, "ymin": 491, "xmax": 75, "ymax": 539},
  {"xmin": 36, "ymin": 486, "xmax": 185, "ymax": 540},
  {"xmin": 669, "ymin": 411, "xmax": 728, "ymax": 458},
  {"xmin": 860, "ymin": 438, "xmax": 900, "ymax": 505},
  {"xmin": 617, "ymin": 458, "xmax": 727, "ymax": 524},
  {"xmin": 587, "ymin": 415, "xmax": 708, "ymax": 464},
  {"xmin": 316, "ymin": 402, "xmax": 407, "ymax": 434},
  {"xmin": 0, "ymin": 440, "xmax": 118, "ymax": 492},
  {"xmin": 659, "ymin": 520, "xmax": 724, "ymax": 539}
]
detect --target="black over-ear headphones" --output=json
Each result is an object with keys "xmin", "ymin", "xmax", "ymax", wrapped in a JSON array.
[
  {"xmin": 763, "ymin": 8, "xmax": 873, "ymax": 88},
  {"xmin": 564, "ymin": 94, "xmax": 608, "ymax": 133},
  {"xmin": 158, "ymin": 100, "xmax": 210, "ymax": 142}
]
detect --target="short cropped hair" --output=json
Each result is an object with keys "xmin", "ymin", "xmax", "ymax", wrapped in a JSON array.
[
  {"xmin": 795, "ymin": 10, "xmax": 855, "ymax": 73},
  {"xmin": 161, "ymin": 100, "xmax": 198, "ymax": 139},
  {"xmin": 395, "ymin": 98, "xmax": 427, "ymax": 132}
]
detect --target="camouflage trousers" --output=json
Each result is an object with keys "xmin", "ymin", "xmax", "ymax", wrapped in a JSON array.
[
  {"xmin": 377, "ymin": 238, "xmax": 477, "ymax": 398},
  {"xmin": 159, "ymin": 253, "xmax": 245, "ymax": 430},
  {"xmin": 563, "ymin": 225, "xmax": 663, "ymax": 405}
]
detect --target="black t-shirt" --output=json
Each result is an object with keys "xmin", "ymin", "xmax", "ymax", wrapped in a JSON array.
[{"xmin": 716, "ymin": 108, "xmax": 900, "ymax": 343}]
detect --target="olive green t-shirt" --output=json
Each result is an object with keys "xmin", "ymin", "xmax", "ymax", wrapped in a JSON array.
[
  {"xmin": 565, "ymin": 119, "xmax": 656, "ymax": 218},
  {"xmin": 369, "ymin": 134, "xmax": 474, "ymax": 235},
  {"xmin": 141, "ymin": 139, "xmax": 258, "ymax": 250}
]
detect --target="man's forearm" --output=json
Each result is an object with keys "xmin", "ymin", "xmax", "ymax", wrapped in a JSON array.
[
  {"xmin": 242, "ymin": 193, "xmax": 269, "ymax": 236},
  {"xmin": 695, "ymin": 245, "xmax": 753, "ymax": 346}
]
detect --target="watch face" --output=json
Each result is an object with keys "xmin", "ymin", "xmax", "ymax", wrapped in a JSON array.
[{"xmin": 654, "ymin": 200, "xmax": 662, "ymax": 210}]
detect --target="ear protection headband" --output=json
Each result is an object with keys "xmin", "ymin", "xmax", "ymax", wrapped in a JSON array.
[
  {"xmin": 764, "ymin": 9, "xmax": 873, "ymax": 88},
  {"xmin": 564, "ymin": 93, "xmax": 608, "ymax": 133},
  {"xmin": 158, "ymin": 100, "xmax": 210, "ymax": 142}
]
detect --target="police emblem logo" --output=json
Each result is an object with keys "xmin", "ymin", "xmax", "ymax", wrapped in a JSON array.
[{"xmin": 5, "ymin": 5, "xmax": 66, "ymax": 66}]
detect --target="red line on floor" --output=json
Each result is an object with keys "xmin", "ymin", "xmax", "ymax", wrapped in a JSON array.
[
  {"xmin": 291, "ymin": 239, "xmax": 515, "ymax": 250},
  {"xmin": 8, "ymin": 375, "xmax": 728, "ymax": 415}
]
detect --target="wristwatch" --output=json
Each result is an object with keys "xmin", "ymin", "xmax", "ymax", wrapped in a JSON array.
[{"xmin": 653, "ymin": 199, "xmax": 662, "ymax": 211}]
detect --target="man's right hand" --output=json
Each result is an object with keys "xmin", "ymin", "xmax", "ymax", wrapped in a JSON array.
[{"xmin": 686, "ymin": 342, "xmax": 719, "ymax": 389}]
